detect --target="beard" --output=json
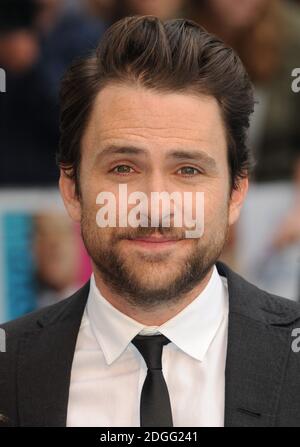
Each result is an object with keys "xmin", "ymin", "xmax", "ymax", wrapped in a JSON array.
[{"xmin": 81, "ymin": 206, "xmax": 229, "ymax": 310}]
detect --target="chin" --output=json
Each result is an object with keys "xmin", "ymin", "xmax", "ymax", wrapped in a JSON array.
[{"xmin": 133, "ymin": 272, "xmax": 177, "ymax": 290}]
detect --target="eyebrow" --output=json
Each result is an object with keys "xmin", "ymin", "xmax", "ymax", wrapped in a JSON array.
[
  {"xmin": 166, "ymin": 150, "xmax": 218, "ymax": 171},
  {"xmin": 95, "ymin": 144, "xmax": 218, "ymax": 171}
]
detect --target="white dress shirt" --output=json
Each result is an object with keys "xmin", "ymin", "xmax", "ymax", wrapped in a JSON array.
[{"xmin": 66, "ymin": 264, "xmax": 229, "ymax": 427}]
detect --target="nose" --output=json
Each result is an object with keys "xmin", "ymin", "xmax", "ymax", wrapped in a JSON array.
[
  {"xmin": 144, "ymin": 168, "xmax": 169, "ymax": 196},
  {"xmin": 142, "ymin": 169, "xmax": 177, "ymax": 228}
]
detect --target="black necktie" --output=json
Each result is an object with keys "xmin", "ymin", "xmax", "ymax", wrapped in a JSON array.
[{"xmin": 131, "ymin": 333, "xmax": 173, "ymax": 427}]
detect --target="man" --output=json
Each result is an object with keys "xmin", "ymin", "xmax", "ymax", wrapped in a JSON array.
[{"xmin": 1, "ymin": 15, "xmax": 300, "ymax": 427}]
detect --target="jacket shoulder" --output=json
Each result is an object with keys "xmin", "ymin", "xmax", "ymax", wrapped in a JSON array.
[
  {"xmin": 0, "ymin": 281, "xmax": 90, "ymax": 338},
  {"xmin": 216, "ymin": 261, "xmax": 300, "ymax": 326},
  {"xmin": 0, "ymin": 281, "xmax": 90, "ymax": 427}
]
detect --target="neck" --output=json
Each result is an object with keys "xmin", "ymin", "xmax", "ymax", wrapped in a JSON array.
[{"xmin": 92, "ymin": 266, "xmax": 214, "ymax": 326}]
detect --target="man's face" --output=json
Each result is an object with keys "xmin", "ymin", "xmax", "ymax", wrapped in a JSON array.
[{"xmin": 60, "ymin": 83, "xmax": 247, "ymax": 309}]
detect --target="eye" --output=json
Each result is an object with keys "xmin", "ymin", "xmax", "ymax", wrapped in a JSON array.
[
  {"xmin": 110, "ymin": 165, "xmax": 135, "ymax": 175},
  {"xmin": 177, "ymin": 166, "xmax": 202, "ymax": 176}
]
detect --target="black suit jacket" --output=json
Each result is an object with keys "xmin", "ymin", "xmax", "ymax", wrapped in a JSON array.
[{"xmin": 1, "ymin": 261, "xmax": 300, "ymax": 427}]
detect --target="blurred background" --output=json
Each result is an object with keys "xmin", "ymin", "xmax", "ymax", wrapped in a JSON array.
[{"xmin": 0, "ymin": 0, "xmax": 299, "ymax": 322}]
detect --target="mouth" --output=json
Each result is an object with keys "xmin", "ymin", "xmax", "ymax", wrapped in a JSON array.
[{"xmin": 124, "ymin": 236, "xmax": 184, "ymax": 250}]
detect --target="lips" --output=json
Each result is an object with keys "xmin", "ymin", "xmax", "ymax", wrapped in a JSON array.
[
  {"xmin": 123, "ymin": 236, "xmax": 183, "ymax": 251},
  {"xmin": 129, "ymin": 236, "xmax": 180, "ymax": 243}
]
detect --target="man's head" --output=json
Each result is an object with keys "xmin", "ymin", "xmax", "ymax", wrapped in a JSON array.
[{"xmin": 58, "ymin": 15, "xmax": 254, "ymax": 310}]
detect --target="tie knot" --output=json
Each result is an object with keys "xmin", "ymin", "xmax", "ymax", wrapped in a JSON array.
[{"xmin": 131, "ymin": 333, "xmax": 171, "ymax": 370}]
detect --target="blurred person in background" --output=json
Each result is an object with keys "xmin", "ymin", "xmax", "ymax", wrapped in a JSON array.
[
  {"xmin": 87, "ymin": 0, "xmax": 118, "ymax": 21},
  {"xmin": 116, "ymin": 0, "xmax": 186, "ymax": 20},
  {"xmin": 189, "ymin": 0, "xmax": 300, "ymax": 298},
  {"xmin": 33, "ymin": 213, "xmax": 81, "ymax": 308},
  {"xmin": 0, "ymin": 0, "xmax": 107, "ymax": 186},
  {"xmin": 0, "ymin": 0, "xmax": 57, "ymax": 185},
  {"xmin": 39, "ymin": 0, "xmax": 107, "ymax": 101},
  {"xmin": 100, "ymin": 0, "xmax": 188, "ymax": 23},
  {"xmin": 0, "ymin": 0, "xmax": 40, "ymax": 73}
]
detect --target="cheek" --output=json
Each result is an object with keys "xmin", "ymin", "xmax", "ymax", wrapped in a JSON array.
[
  {"xmin": 80, "ymin": 163, "xmax": 109, "ymax": 199},
  {"xmin": 203, "ymin": 188, "xmax": 229, "ymax": 227},
  {"xmin": 81, "ymin": 181, "xmax": 108, "ymax": 221},
  {"xmin": 83, "ymin": 213, "xmax": 115, "ymax": 247}
]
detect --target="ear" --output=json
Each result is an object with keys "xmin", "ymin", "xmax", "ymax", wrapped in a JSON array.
[
  {"xmin": 59, "ymin": 170, "xmax": 81, "ymax": 223},
  {"xmin": 228, "ymin": 176, "xmax": 248, "ymax": 226}
]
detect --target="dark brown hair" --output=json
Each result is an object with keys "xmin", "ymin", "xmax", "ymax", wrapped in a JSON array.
[{"xmin": 57, "ymin": 15, "xmax": 255, "ymax": 195}]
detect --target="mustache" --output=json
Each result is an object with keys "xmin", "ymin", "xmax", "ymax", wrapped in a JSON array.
[{"xmin": 115, "ymin": 225, "xmax": 187, "ymax": 241}]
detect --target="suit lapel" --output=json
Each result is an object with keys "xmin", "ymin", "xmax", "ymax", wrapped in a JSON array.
[
  {"xmin": 17, "ymin": 281, "xmax": 90, "ymax": 427},
  {"xmin": 216, "ymin": 261, "xmax": 300, "ymax": 427}
]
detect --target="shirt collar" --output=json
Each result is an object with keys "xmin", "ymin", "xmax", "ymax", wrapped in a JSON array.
[{"xmin": 86, "ymin": 264, "xmax": 227, "ymax": 365}]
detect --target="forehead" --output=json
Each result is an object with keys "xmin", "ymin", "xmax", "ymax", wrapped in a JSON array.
[{"xmin": 82, "ymin": 82, "xmax": 227, "ymax": 158}]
